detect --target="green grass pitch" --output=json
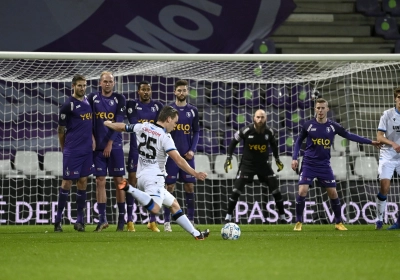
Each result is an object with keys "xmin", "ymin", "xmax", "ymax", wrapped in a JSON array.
[{"xmin": 1, "ymin": 224, "xmax": 399, "ymax": 280}]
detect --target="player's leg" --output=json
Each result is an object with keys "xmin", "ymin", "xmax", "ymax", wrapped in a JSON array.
[
  {"xmin": 126, "ymin": 171, "xmax": 137, "ymax": 232},
  {"xmin": 93, "ymin": 151, "xmax": 109, "ymax": 231},
  {"xmin": 164, "ymin": 157, "xmax": 179, "ymax": 231},
  {"xmin": 181, "ymin": 157, "xmax": 196, "ymax": 224},
  {"xmin": 376, "ymin": 160, "xmax": 394, "ymax": 229},
  {"xmin": 294, "ymin": 166, "xmax": 314, "ymax": 231},
  {"xmin": 387, "ymin": 163, "xmax": 400, "ymax": 230},
  {"xmin": 54, "ymin": 179, "xmax": 72, "ymax": 232},
  {"xmin": 109, "ymin": 148, "xmax": 126, "ymax": 231},
  {"xmin": 225, "ymin": 169, "xmax": 248, "ymax": 223}
]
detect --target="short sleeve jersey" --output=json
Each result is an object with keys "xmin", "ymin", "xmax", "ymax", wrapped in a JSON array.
[
  {"xmin": 378, "ymin": 108, "xmax": 400, "ymax": 160},
  {"xmin": 126, "ymin": 122, "xmax": 177, "ymax": 178},
  {"xmin": 58, "ymin": 95, "xmax": 93, "ymax": 152}
]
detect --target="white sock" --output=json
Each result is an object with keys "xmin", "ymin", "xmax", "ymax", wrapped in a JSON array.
[
  {"xmin": 280, "ymin": 214, "xmax": 286, "ymax": 220},
  {"xmin": 225, "ymin": 214, "xmax": 232, "ymax": 221},
  {"xmin": 376, "ymin": 197, "xmax": 387, "ymax": 221},
  {"xmin": 175, "ymin": 214, "xmax": 200, "ymax": 237},
  {"xmin": 126, "ymin": 184, "xmax": 151, "ymax": 206}
]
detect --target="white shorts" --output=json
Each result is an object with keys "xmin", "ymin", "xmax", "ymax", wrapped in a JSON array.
[
  {"xmin": 136, "ymin": 175, "xmax": 175, "ymax": 207},
  {"xmin": 378, "ymin": 158, "xmax": 400, "ymax": 179}
]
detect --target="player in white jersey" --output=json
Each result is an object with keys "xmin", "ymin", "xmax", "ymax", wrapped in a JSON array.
[
  {"xmin": 375, "ymin": 88, "xmax": 400, "ymax": 230},
  {"xmin": 104, "ymin": 106, "xmax": 210, "ymax": 240}
]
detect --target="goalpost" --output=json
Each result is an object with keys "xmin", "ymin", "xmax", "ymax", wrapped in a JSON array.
[{"xmin": 1, "ymin": 52, "xmax": 400, "ymax": 226}]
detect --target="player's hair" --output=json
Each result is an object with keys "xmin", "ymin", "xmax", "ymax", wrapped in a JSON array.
[
  {"xmin": 315, "ymin": 98, "xmax": 329, "ymax": 107},
  {"xmin": 99, "ymin": 71, "xmax": 113, "ymax": 81},
  {"xmin": 72, "ymin": 74, "xmax": 86, "ymax": 85},
  {"xmin": 158, "ymin": 106, "xmax": 178, "ymax": 122},
  {"xmin": 138, "ymin": 80, "xmax": 151, "ymax": 90},
  {"xmin": 393, "ymin": 87, "xmax": 400, "ymax": 98},
  {"xmin": 174, "ymin": 79, "xmax": 188, "ymax": 90}
]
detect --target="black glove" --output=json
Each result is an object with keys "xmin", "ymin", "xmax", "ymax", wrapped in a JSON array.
[
  {"xmin": 224, "ymin": 156, "xmax": 233, "ymax": 173},
  {"xmin": 275, "ymin": 158, "xmax": 284, "ymax": 172}
]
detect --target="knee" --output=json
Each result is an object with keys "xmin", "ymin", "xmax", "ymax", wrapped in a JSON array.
[
  {"xmin": 184, "ymin": 183, "xmax": 194, "ymax": 193},
  {"xmin": 166, "ymin": 184, "xmax": 175, "ymax": 193}
]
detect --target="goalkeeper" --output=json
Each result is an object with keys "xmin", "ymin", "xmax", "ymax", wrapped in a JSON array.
[{"xmin": 224, "ymin": 109, "xmax": 287, "ymax": 224}]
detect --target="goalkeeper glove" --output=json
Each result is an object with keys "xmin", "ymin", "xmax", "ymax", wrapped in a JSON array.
[
  {"xmin": 224, "ymin": 156, "xmax": 233, "ymax": 173},
  {"xmin": 275, "ymin": 158, "xmax": 284, "ymax": 172}
]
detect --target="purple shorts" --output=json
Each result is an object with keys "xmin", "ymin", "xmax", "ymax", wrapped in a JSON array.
[
  {"xmin": 165, "ymin": 156, "xmax": 196, "ymax": 184},
  {"xmin": 298, "ymin": 165, "xmax": 336, "ymax": 188},
  {"xmin": 63, "ymin": 150, "xmax": 94, "ymax": 180},
  {"xmin": 93, "ymin": 148, "xmax": 125, "ymax": 177}
]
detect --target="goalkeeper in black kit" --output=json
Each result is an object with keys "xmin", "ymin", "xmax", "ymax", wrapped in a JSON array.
[{"xmin": 224, "ymin": 109, "xmax": 287, "ymax": 224}]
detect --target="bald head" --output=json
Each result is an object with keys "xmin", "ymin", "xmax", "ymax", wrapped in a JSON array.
[{"xmin": 253, "ymin": 109, "xmax": 267, "ymax": 128}]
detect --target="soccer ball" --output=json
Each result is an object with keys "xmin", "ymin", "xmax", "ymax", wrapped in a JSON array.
[{"xmin": 221, "ymin": 222, "xmax": 241, "ymax": 240}]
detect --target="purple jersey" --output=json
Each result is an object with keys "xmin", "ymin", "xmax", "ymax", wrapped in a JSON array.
[
  {"xmin": 169, "ymin": 103, "xmax": 200, "ymax": 155},
  {"xmin": 59, "ymin": 95, "xmax": 93, "ymax": 152},
  {"xmin": 88, "ymin": 91, "xmax": 126, "ymax": 150},
  {"xmin": 293, "ymin": 119, "xmax": 372, "ymax": 171}
]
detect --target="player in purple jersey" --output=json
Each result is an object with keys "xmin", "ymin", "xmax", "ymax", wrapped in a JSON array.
[
  {"xmin": 126, "ymin": 80, "xmax": 163, "ymax": 232},
  {"xmin": 88, "ymin": 71, "xmax": 126, "ymax": 232},
  {"xmin": 291, "ymin": 98, "xmax": 381, "ymax": 231},
  {"xmin": 54, "ymin": 74, "xmax": 94, "ymax": 232},
  {"xmin": 163, "ymin": 80, "xmax": 200, "ymax": 232}
]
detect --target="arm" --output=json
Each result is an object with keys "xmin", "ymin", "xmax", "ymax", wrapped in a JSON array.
[
  {"xmin": 291, "ymin": 128, "xmax": 307, "ymax": 171},
  {"xmin": 377, "ymin": 130, "xmax": 400, "ymax": 152},
  {"xmin": 224, "ymin": 132, "xmax": 241, "ymax": 173},
  {"xmin": 58, "ymin": 126, "xmax": 66, "ymax": 152},
  {"xmin": 167, "ymin": 150, "xmax": 207, "ymax": 181},
  {"xmin": 104, "ymin": 120, "xmax": 130, "ymax": 132},
  {"xmin": 269, "ymin": 129, "xmax": 283, "ymax": 172},
  {"xmin": 106, "ymin": 95, "xmax": 126, "ymax": 142}
]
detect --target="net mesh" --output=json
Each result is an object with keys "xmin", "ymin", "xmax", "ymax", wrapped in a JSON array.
[{"xmin": 1, "ymin": 54, "xmax": 400, "ymax": 225}]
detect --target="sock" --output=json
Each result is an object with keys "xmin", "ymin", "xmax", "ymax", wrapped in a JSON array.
[
  {"xmin": 376, "ymin": 192, "xmax": 387, "ymax": 222},
  {"xmin": 55, "ymin": 188, "xmax": 70, "ymax": 223},
  {"xmin": 227, "ymin": 192, "xmax": 240, "ymax": 216},
  {"xmin": 125, "ymin": 184, "xmax": 152, "ymax": 206},
  {"xmin": 149, "ymin": 213, "xmax": 157, "ymax": 223},
  {"xmin": 279, "ymin": 214, "xmax": 286, "ymax": 220},
  {"xmin": 185, "ymin": 192, "xmax": 195, "ymax": 221},
  {"xmin": 295, "ymin": 195, "xmax": 306, "ymax": 223},
  {"xmin": 330, "ymin": 197, "xmax": 342, "ymax": 224},
  {"xmin": 173, "ymin": 209, "xmax": 200, "ymax": 237},
  {"xmin": 397, "ymin": 215, "xmax": 400, "ymax": 225},
  {"xmin": 164, "ymin": 206, "xmax": 171, "ymax": 222},
  {"xmin": 76, "ymin": 189, "xmax": 86, "ymax": 224},
  {"xmin": 126, "ymin": 193, "xmax": 134, "ymax": 222},
  {"xmin": 97, "ymin": 203, "xmax": 106, "ymax": 223},
  {"xmin": 117, "ymin": 202, "xmax": 126, "ymax": 223},
  {"xmin": 225, "ymin": 214, "xmax": 232, "ymax": 221}
]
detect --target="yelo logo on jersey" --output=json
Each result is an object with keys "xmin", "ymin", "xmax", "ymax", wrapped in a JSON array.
[
  {"xmin": 80, "ymin": 113, "xmax": 92, "ymax": 120},
  {"xmin": 95, "ymin": 112, "xmax": 115, "ymax": 120},
  {"xmin": 248, "ymin": 144, "xmax": 267, "ymax": 153},
  {"xmin": 174, "ymin": 123, "xmax": 191, "ymax": 134},
  {"xmin": 311, "ymin": 138, "xmax": 331, "ymax": 149}
]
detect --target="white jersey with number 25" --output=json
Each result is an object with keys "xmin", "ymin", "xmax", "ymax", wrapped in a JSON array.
[{"xmin": 126, "ymin": 122, "xmax": 177, "ymax": 178}]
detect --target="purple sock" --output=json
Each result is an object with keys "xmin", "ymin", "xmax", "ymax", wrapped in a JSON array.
[
  {"xmin": 76, "ymin": 189, "xmax": 86, "ymax": 224},
  {"xmin": 185, "ymin": 192, "xmax": 195, "ymax": 221},
  {"xmin": 295, "ymin": 194, "xmax": 306, "ymax": 223},
  {"xmin": 164, "ymin": 206, "xmax": 171, "ymax": 222},
  {"xmin": 397, "ymin": 216, "xmax": 400, "ymax": 225},
  {"xmin": 149, "ymin": 213, "xmax": 157, "ymax": 222},
  {"xmin": 126, "ymin": 193, "xmax": 134, "ymax": 222},
  {"xmin": 117, "ymin": 202, "xmax": 126, "ymax": 223},
  {"xmin": 97, "ymin": 203, "xmax": 106, "ymax": 222},
  {"xmin": 330, "ymin": 198, "xmax": 342, "ymax": 224},
  {"xmin": 55, "ymin": 188, "xmax": 70, "ymax": 223}
]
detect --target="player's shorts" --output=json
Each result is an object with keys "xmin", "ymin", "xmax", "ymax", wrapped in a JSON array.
[
  {"xmin": 298, "ymin": 165, "xmax": 336, "ymax": 188},
  {"xmin": 93, "ymin": 148, "xmax": 125, "ymax": 177},
  {"xmin": 137, "ymin": 175, "xmax": 175, "ymax": 208},
  {"xmin": 238, "ymin": 162, "xmax": 275, "ymax": 184},
  {"xmin": 62, "ymin": 150, "xmax": 94, "ymax": 180},
  {"xmin": 378, "ymin": 158, "xmax": 400, "ymax": 179},
  {"xmin": 165, "ymin": 156, "xmax": 196, "ymax": 184}
]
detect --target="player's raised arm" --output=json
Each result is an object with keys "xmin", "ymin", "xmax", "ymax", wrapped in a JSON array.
[
  {"xmin": 167, "ymin": 149, "xmax": 207, "ymax": 181},
  {"xmin": 104, "ymin": 120, "xmax": 131, "ymax": 132}
]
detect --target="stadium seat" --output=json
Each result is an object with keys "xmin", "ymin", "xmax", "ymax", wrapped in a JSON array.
[
  {"xmin": 194, "ymin": 154, "xmax": 212, "ymax": 175},
  {"xmin": 224, "ymin": 130, "xmax": 244, "ymax": 155},
  {"xmin": 230, "ymin": 107, "xmax": 253, "ymax": 131},
  {"xmin": 202, "ymin": 106, "xmax": 227, "ymax": 132},
  {"xmin": 375, "ymin": 17, "xmax": 400, "ymax": 40},
  {"xmin": 43, "ymin": 151, "xmax": 63, "ymax": 176},
  {"xmin": 291, "ymin": 84, "xmax": 313, "ymax": 109},
  {"xmin": 213, "ymin": 154, "xmax": 238, "ymax": 179},
  {"xmin": 333, "ymin": 135, "xmax": 365, "ymax": 156},
  {"xmin": 265, "ymin": 84, "xmax": 290, "ymax": 109},
  {"xmin": 285, "ymin": 109, "xmax": 305, "ymax": 132},
  {"xmin": 354, "ymin": 156, "xmax": 379, "ymax": 180},
  {"xmin": 197, "ymin": 129, "xmax": 222, "ymax": 155},
  {"xmin": 356, "ymin": 0, "xmax": 385, "ymax": 16},
  {"xmin": 238, "ymin": 84, "xmax": 262, "ymax": 108},
  {"xmin": 0, "ymin": 159, "xmax": 18, "ymax": 176},
  {"xmin": 330, "ymin": 156, "xmax": 358, "ymax": 180},
  {"xmin": 276, "ymin": 155, "xmax": 298, "ymax": 180},
  {"xmin": 252, "ymin": 38, "xmax": 276, "ymax": 54},
  {"xmin": 14, "ymin": 151, "xmax": 46, "ymax": 176},
  {"xmin": 382, "ymin": 0, "xmax": 400, "ymax": 16}
]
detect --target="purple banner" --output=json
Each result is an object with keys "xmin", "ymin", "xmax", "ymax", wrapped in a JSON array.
[{"xmin": 2, "ymin": 0, "xmax": 295, "ymax": 53}]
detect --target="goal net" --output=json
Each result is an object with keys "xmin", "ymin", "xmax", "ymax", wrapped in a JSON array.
[{"xmin": 1, "ymin": 52, "xmax": 400, "ymax": 226}]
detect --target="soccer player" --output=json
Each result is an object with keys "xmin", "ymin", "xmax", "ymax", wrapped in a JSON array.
[
  {"xmin": 224, "ymin": 109, "xmax": 286, "ymax": 224},
  {"xmin": 88, "ymin": 71, "xmax": 126, "ymax": 232},
  {"xmin": 104, "ymin": 106, "xmax": 210, "ymax": 240},
  {"xmin": 54, "ymin": 74, "xmax": 94, "ymax": 232},
  {"xmin": 291, "ymin": 98, "xmax": 381, "ymax": 231},
  {"xmin": 163, "ymin": 80, "xmax": 199, "ymax": 232},
  {"xmin": 126, "ymin": 80, "xmax": 163, "ymax": 232},
  {"xmin": 375, "ymin": 87, "xmax": 400, "ymax": 230}
]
